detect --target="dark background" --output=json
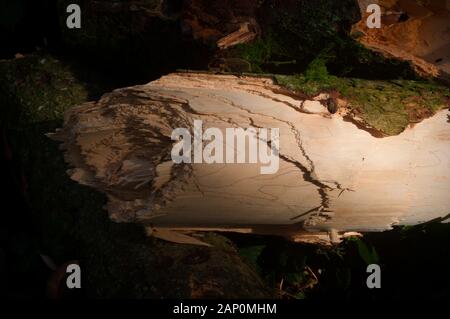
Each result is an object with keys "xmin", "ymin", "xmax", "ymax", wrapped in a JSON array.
[{"xmin": 1, "ymin": 0, "xmax": 450, "ymax": 299}]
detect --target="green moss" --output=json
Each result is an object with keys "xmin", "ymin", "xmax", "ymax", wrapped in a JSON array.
[
  {"xmin": 275, "ymin": 70, "xmax": 449, "ymax": 135},
  {"xmin": 202, "ymin": 232, "xmax": 237, "ymax": 252},
  {"xmin": 0, "ymin": 53, "xmax": 88, "ymax": 127},
  {"xmin": 233, "ymin": 30, "xmax": 295, "ymax": 73},
  {"xmin": 228, "ymin": 0, "xmax": 418, "ymax": 78},
  {"xmin": 304, "ymin": 57, "xmax": 331, "ymax": 82},
  {"xmin": 0, "ymin": 53, "xmax": 94, "ymax": 264}
]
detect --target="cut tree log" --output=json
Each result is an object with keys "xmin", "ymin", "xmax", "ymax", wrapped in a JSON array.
[{"xmin": 49, "ymin": 72, "xmax": 450, "ymax": 242}]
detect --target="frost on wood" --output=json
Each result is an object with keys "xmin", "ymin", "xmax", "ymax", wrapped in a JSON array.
[{"xmin": 50, "ymin": 72, "xmax": 450, "ymax": 239}]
